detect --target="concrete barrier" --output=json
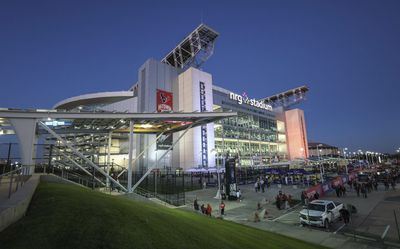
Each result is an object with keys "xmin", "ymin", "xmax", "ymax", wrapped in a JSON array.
[{"xmin": 0, "ymin": 174, "xmax": 40, "ymax": 232}]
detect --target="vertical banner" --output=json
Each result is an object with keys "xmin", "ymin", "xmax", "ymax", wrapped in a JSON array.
[
  {"xmin": 225, "ymin": 157, "xmax": 238, "ymax": 200},
  {"xmin": 156, "ymin": 89, "xmax": 173, "ymax": 112},
  {"xmin": 156, "ymin": 133, "xmax": 173, "ymax": 150}
]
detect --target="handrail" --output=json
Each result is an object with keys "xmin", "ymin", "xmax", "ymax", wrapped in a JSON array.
[
  {"xmin": 0, "ymin": 165, "xmax": 31, "ymax": 199},
  {"xmin": 0, "ymin": 165, "xmax": 31, "ymax": 177}
]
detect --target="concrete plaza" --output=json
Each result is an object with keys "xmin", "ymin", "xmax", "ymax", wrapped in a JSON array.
[{"xmin": 182, "ymin": 182, "xmax": 400, "ymax": 249}]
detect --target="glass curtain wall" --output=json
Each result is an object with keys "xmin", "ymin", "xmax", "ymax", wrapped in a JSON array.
[{"xmin": 213, "ymin": 106, "xmax": 284, "ymax": 167}]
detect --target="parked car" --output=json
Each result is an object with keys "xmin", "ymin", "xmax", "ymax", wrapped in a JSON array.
[{"xmin": 299, "ymin": 200, "xmax": 343, "ymax": 228}]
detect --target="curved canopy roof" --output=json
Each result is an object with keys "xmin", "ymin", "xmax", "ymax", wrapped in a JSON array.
[{"xmin": 53, "ymin": 91, "xmax": 135, "ymax": 110}]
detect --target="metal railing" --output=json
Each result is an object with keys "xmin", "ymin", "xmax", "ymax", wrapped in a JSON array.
[{"xmin": 0, "ymin": 165, "xmax": 31, "ymax": 199}]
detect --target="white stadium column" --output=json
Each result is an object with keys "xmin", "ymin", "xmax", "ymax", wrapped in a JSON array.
[{"xmin": 9, "ymin": 118, "xmax": 37, "ymax": 174}]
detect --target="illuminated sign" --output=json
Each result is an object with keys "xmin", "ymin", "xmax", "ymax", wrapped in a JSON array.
[
  {"xmin": 229, "ymin": 92, "xmax": 273, "ymax": 111},
  {"xmin": 44, "ymin": 120, "xmax": 71, "ymax": 126}
]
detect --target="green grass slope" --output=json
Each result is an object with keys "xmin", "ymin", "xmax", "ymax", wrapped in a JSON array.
[{"xmin": 0, "ymin": 182, "xmax": 326, "ymax": 249}]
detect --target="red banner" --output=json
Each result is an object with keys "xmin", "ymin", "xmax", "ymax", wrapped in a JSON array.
[
  {"xmin": 305, "ymin": 184, "xmax": 323, "ymax": 199},
  {"xmin": 330, "ymin": 176, "xmax": 343, "ymax": 188},
  {"xmin": 156, "ymin": 89, "xmax": 173, "ymax": 112}
]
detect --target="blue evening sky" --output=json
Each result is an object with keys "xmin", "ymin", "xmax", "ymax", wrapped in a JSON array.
[{"xmin": 0, "ymin": 0, "xmax": 399, "ymax": 153}]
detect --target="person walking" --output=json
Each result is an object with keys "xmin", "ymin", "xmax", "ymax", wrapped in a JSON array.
[
  {"xmin": 201, "ymin": 204, "xmax": 206, "ymax": 214},
  {"xmin": 254, "ymin": 181, "xmax": 259, "ymax": 192},
  {"xmin": 340, "ymin": 208, "xmax": 350, "ymax": 224},
  {"xmin": 220, "ymin": 201, "xmax": 225, "ymax": 216},
  {"xmin": 194, "ymin": 199, "xmax": 199, "ymax": 212},
  {"xmin": 341, "ymin": 185, "xmax": 346, "ymax": 197},
  {"xmin": 356, "ymin": 183, "xmax": 360, "ymax": 197},
  {"xmin": 260, "ymin": 178, "xmax": 265, "ymax": 193},
  {"xmin": 301, "ymin": 191, "xmax": 307, "ymax": 205},
  {"xmin": 361, "ymin": 183, "xmax": 367, "ymax": 198},
  {"xmin": 206, "ymin": 203, "xmax": 212, "ymax": 216}
]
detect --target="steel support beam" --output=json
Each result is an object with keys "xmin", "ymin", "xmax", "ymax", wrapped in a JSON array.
[
  {"xmin": 131, "ymin": 122, "xmax": 195, "ymax": 192},
  {"xmin": 127, "ymin": 120, "xmax": 134, "ymax": 193},
  {"xmin": 38, "ymin": 121, "xmax": 127, "ymax": 192},
  {"xmin": 106, "ymin": 131, "xmax": 112, "ymax": 187},
  {"xmin": 58, "ymin": 150, "xmax": 105, "ymax": 186},
  {"xmin": 117, "ymin": 132, "xmax": 165, "ymax": 178}
]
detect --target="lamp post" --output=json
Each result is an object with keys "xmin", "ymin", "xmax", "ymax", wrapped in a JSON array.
[
  {"xmin": 316, "ymin": 144, "xmax": 323, "ymax": 183},
  {"xmin": 342, "ymin": 147, "xmax": 348, "ymax": 174},
  {"xmin": 211, "ymin": 149, "xmax": 221, "ymax": 200}
]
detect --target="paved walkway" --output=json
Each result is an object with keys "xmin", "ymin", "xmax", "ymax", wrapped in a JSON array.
[{"xmin": 182, "ymin": 183, "xmax": 400, "ymax": 249}]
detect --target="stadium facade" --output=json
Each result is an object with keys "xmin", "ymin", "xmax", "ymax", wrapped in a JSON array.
[{"xmin": 53, "ymin": 24, "xmax": 309, "ymax": 171}]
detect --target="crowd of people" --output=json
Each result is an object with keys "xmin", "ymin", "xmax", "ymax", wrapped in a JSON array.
[
  {"xmin": 254, "ymin": 176, "xmax": 270, "ymax": 193},
  {"xmin": 275, "ymin": 190, "xmax": 293, "ymax": 210},
  {"xmin": 193, "ymin": 199, "xmax": 226, "ymax": 217},
  {"xmin": 347, "ymin": 170, "xmax": 399, "ymax": 199}
]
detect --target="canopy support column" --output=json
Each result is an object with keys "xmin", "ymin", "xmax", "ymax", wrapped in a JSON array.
[
  {"xmin": 9, "ymin": 118, "xmax": 37, "ymax": 174},
  {"xmin": 127, "ymin": 120, "xmax": 134, "ymax": 193},
  {"xmin": 106, "ymin": 131, "xmax": 112, "ymax": 188}
]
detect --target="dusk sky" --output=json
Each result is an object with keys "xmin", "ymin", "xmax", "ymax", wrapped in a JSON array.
[{"xmin": 1, "ymin": 0, "xmax": 399, "ymax": 153}]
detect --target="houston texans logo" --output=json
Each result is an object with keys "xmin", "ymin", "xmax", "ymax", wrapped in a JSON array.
[{"xmin": 160, "ymin": 93, "xmax": 168, "ymax": 103}]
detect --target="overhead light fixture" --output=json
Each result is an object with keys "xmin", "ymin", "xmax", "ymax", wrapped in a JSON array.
[{"xmin": 140, "ymin": 124, "xmax": 153, "ymax": 129}]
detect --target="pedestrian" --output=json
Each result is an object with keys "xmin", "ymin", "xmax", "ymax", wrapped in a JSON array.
[
  {"xmin": 384, "ymin": 180, "xmax": 389, "ymax": 190},
  {"xmin": 203, "ymin": 181, "xmax": 207, "ymax": 189},
  {"xmin": 361, "ymin": 184, "xmax": 367, "ymax": 198},
  {"xmin": 254, "ymin": 181, "xmax": 259, "ymax": 192},
  {"xmin": 260, "ymin": 178, "xmax": 265, "ymax": 193},
  {"xmin": 220, "ymin": 201, "xmax": 225, "ymax": 216},
  {"xmin": 236, "ymin": 189, "xmax": 241, "ymax": 202},
  {"xmin": 301, "ymin": 191, "xmax": 307, "ymax": 205},
  {"xmin": 314, "ymin": 191, "xmax": 320, "ymax": 200},
  {"xmin": 206, "ymin": 203, "xmax": 212, "ymax": 216},
  {"xmin": 373, "ymin": 180, "xmax": 378, "ymax": 191},
  {"xmin": 340, "ymin": 208, "xmax": 350, "ymax": 224},
  {"xmin": 391, "ymin": 179, "xmax": 396, "ymax": 190},
  {"xmin": 201, "ymin": 204, "xmax": 206, "ymax": 214},
  {"xmin": 276, "ymin": 191, "xmax": 283, "ymax": 210},
  {"xmin": 194, "ymin": 199, "xmax": 199, "ymax": 211},
  {"xmin": 348, "ymin": 180, "xmax": 353, "ymax": 191},
  {"xmin": 334, "ymin": 186, "xmax": 340, "ymax": 198},
  {"xmin": 341, "ymin": 185, "xmax": 346, "ymax": 197},
  {"xmin": 356, "ymin": 183, "xmax": 360, "ymax": 197}
]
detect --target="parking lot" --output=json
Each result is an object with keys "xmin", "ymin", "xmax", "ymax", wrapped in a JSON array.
[
  {"xmin": 272, "ymin": 183, "xmax": 400, "ymax": 241},
  {"xmin": 183, "ymin": 181, "xmax": 400, "ymax": 247}
]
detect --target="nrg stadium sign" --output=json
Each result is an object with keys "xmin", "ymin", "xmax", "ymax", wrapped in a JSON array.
[{"xmin": 229, "ymin": 92, "xmax": 273, "ymax": 111}]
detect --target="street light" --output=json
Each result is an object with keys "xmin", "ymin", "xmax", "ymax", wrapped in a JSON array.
[
  {"xmin": 316, "ymin": 144, "xmax": 324, "ymax": 183},
  {"xmin": 211, "ymin": 148, "xmax": 221, "ymax": 200},
  {"xmin": 342, "ymin": 147, "xmax": 348, "ymax": 174}
]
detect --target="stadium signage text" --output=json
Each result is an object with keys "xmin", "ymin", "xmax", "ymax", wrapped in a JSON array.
[{"xmin": 229, "ymin": 92, "xmax": 273, "ymax": 111}]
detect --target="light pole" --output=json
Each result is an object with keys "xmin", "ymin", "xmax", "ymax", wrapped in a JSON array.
[
  {"xmin": 211, "ymin": 149, "xmax": 221, "ymax": 200},
  {"xmin": 317, "ymin": 144, "xmax": 323, "ymax": 183},
  {"xmin": 342, "ymin": 147, "xmax": 348, "ymax": 174}
]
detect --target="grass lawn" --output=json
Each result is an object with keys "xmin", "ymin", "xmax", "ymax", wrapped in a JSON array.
[{"xmin": 0, "ymin": 182, "xmax": 327, "ymax": 249}]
